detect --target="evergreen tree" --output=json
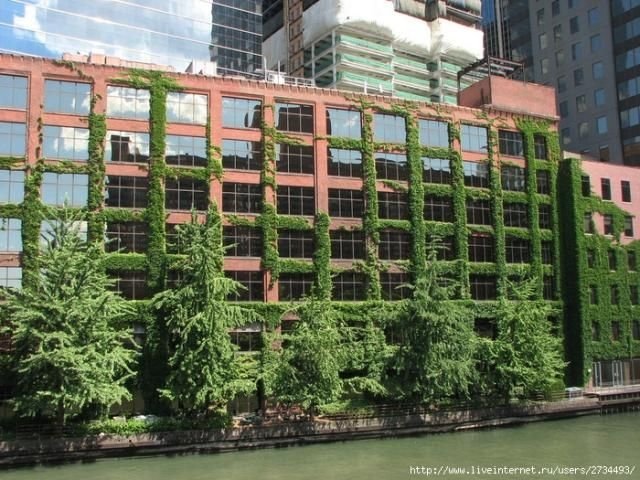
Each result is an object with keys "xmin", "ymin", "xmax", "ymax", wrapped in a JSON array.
[
  {"xmin": 1, "ymin": 210, "xmax": 137, "ymax": 426},
  {"xmin": 152, "ymin": 206, "xmax": 258, "ymax": 415}
]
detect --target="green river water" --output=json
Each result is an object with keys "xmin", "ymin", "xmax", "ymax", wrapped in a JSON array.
[{"xmin": 2, "ymin": 412, "xmax": 639, "ymax": 480}]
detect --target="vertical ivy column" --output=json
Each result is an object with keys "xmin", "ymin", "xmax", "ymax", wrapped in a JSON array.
[
  {"xmin": 21, "ymin": 162, "xmax": 43, "ymax": 284},
  {"xmin": 313, "ymin": 212, "xmax": 331, "ymax": 300},
  {"xmin": 405, "ymin": 113, "xmax": 426, "ymax": 281},
  {"xmin": 260, "ymin": 104, "xmax": 279, "ymax": 289},
  {"xmin": 87, "ymin": 93, "xmax": 107, "ymax": 243},
  {"xmin": 487, "ymin": 126, "xmax": 506, "ymax": 298},
  {"xmin": 449, "ymin": 122, "xmax": 469, "ymax": 298},
  {"xmin": 521, "ymin": 127, "xmax": 543, "ymax": 298}
]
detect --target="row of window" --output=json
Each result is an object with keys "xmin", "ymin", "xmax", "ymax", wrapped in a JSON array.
[
  {"xmin": 592, "ymin": 321, "xmax": 640, "ymax": 343},
  {"xmin": 586, "ymin": 248, "xmax": 639, "ymax": 272},
  {"xmin": 584, "ymin": 212, "xmax": 634, "ymax": 238},
  {"xmin": 589, "ymin": 285, "xmax": 640, "ymax": 306}
]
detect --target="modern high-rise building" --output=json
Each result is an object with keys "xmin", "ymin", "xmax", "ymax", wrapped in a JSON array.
[
  {"xmin": 262, "ymin": 0, "xmax": 484, "ymax": 104},
  {"xmin": 0, "ymin": 0, "xmax": 263, "ymax": 76}
]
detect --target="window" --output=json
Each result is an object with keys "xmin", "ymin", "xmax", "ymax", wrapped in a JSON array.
[
  {"xmin": 468, "ymin": 235, "xmax": 494, "ymax": 262},
  {"xmin": 581, "ymin": 175, "xmax": 591, "ymax": 196},
  {"xmin": 463, "ymin": 161, "xmax": 489, "ymax": 188},
  {"xmin": 633, "ymin": 321, "xmax": 640, "ymax": 341},
  {"xmin": 622, "ymin": 181, "xmax": 632, "ymax": 202},
  {"xmin": 424, "ymin": 195, "xmax": 452, "ymax": 222},
  {"xmin": 552, "ymin": 0, "xmax": 559, "ymax": 16},
  {"xmin": 542, "ymin": 241, "xmax": 553, "ymax": 264},
  {"xmin": 609, "ymin": 249, "xmax": 617, "ymax": 270},
  {"xmin": 534, "ymin": 135, "xmax": 547, "ymax": 160},
  {"xmin": 561, "ymin": 127, "xmax": 571, "ymax": 146},
  {"xmin": 631, "ymin": 285, "xmax": 639, "ymax": 305},
  {"xmin": 584, "ymin": 212, "xmax": 593, "ymax": 233},
  {"xmin": 0, "ymin": 266, "xmax": 21, "ymax": 289},
  {"xmin": 166, "ymin": 224, "xmax": 186, "ymax": 254},
  {"xmin": 588, "ymin": 7, "xmax": 599, "ymax": 26},
  {"xmin": 498, "ymin": 130, "xmax": 524, "ymax": 157},
  {"xmin": 278, "ymin": 230, "xmax": 314, "ymax": 258},
  {"xmin": 332, "ymin": 272, "xmax": 366, "ymax": 301},
  {"xmin": 106, "ymin": 86, "xmax": 149, "ymax": 120},
  {"xmin": 470, "ymin": 275, "xmax": 497, "ymax": 300},
  {"xmin": 326, "ymin": 108, "xmax": 361, "ymax": 138},
  {"xmin": 44, "ymin": 80, "xmax": 90, "ymax": 115},
  {"xmin": 590, "ymin": 286, "xmax": 598, "ymax": 304},
  {"xmin": 537, "ymin": 8, "xmax": 545, "ymax": 25},
  {"xmin": 0, "ymin": 122, "xmax": 26, "ymax": 157},
  {"xmin": 554, "ymin": 24, "xmax": 562, "ymax": 43},
  {"xmin": 592, "ymin": 322, "xmax": 601, "ymax": 340},
  {"xmin": 540, "ymin": 58, "xmax": 549, "ymax": 75},
  {"xmin": 537, "ymin": 170, "xmax": 551, "ymax": 195},
  {"xmin": 378, "ymin": 192, "xmax": 408, "ymax": 219},
  {"xmin": 105, "ymin": 131, "xmax": 150, "ymax": 164},
  {"xmin": 539, "ymin": 204, "xmax": 552, "ymax": 229},
  {"xmin": 555, "ymin": 50, "xmax": 565, "ymax": 67},
  {"xmin": 41, "ymin": 172, "xmax": 88, "ymax": 207},
  {"xmin": 539, "ymin": 33, "xmax": 548, "ymax": 50},
  {"xmin": 222, "ymin": 140, "xmax": 262, "ymax": 171},
  {"xmin": 222, "ymin": 183, "xmax": 261, "ymax": 214},
  {"xmin": 328, "ymin": 148, "xmax": 362, "ymax": 177},
  {"xmin": 601, "ymin": 178, "xmax": 612, "ymax": 200},
  {"xmin": 166, "ymin": 92, "xmax": 207, "ymax": 124},
  {"xmin": 110, "ymin": 271, "xmax": 148, "ymax": 300},
  {"xmin": 590, "ymin": 34, "xmax": 601, "ymax": 53},
  {"xmin": 230, "ymin": 327, "xmax": 262, "ymax": 353},
  {"xmin": 0, "ymin": 170, "xmax": 24, "ymax": 203},
  {"xmin": 466, "ymin": 199, "xmax": 491, "ymax": 225},
  {"xmin": 557, "ymin": 76, "xmax": 567, "ymax": 93},
  {"xmin": 423, "ymin": 157, "xmax": 450, "ymax": 184},
  {"xmin": 375, "ymin": 152, "xmax": 407, "ymax": 181},
  {"xmin": 592, "ymin": 62, "xmax": 604, "ymax": 80},
  {"xmin": 574, "ymin": 68, "xmax": 584, "ymax": 86},
  {"xmin": 0, "ymin": 218, "xmax": 22, "ymax": 252},
  {"xmin": 604, "ymin": 214, "xmax": 614, "ymax": 235},
  {"xmin": 543, "ymin": 276, "xmax": 554, "ymax": 300},
  {"xmin": 0, "ymin": 74, "xmax": 27, "ymax": 109},
  {"xmin": 331, "ymin": 230, "xmax": 365, "ymax": 259},
  {"xmin": 379, "ymin": 230, "xmax": 410, "ymax": 260},
  {"xmin": 570, "ymin": 16, "xmax": 579, "ymax": 34},
  {"xmin": 276, "ymin": 144, "xmax": 314, "ymax": 174},
  {"xmin": 381, "ymin": 272, "xmax": 411, "ymax": 300},
  {"xmin": 165, "ymin": 135, "xmax": 207, "ymax": 168},
  {"xmin": 594, "ymin": 89, "xmax": 605, "ymax": 107},
  {"xmin": 222, "ymin": 97, "xmax": 261, "ymax": 129},
  {"xmin": 503, "ymin": 203, "xmax": 528, "ymax": 228},
  {"xmin": 625, "ymin": 216, "xmax": 634, "ymax": 237},
  {"xmin": 571, "ymin": 42, "xmax": 581, "ymax": 61},
  {"xmin": 579, "ymin": 122, "xmax": 589, "ymax": 138},
  {"xmin": 501, "ymin": 166, "xmax": 526, "ymax": 192},
  {"xmin": 226, "ymin": 271, "xmax": 264, "ymax": 301},
  {"xmin": 433, "ymin": 236, "xmax": 455, "ymax": 260},
  {"xmin": 576, "ymin": 95, "xmax": 587, "ymax": 113},
  {"xmin": 373, "ymin": 113, "xmax": 405, "ymax": 143},
  {"xmin": 611, "ymin": 286, "xmax": 620, "ymax": 306},
  {"xmin": 461, "ymin": 125, "xmax": 488, "ymax": 152},
  {"xmin": 599, "ymin": 145, "xmax": 610, "ymax": 162},
  {"xmin": 165, "ymin": 178, "xmax": 208, "ymax": 211},
  {"xmin": 104, "ymin": 175, "xmax": 148, "ymax": 208},
  {"xmin": 419, "ymin": 119, "xmax": 448, "ymax": 148},
  {"xmin": 596, "ymin": 116, "xmax": 608, "ymax": 135},
  {"xmin": 279, "ymin": 273, "xmax": 314, "ymax": 301},
  {"xmin": 586, "ymin": 248, "xmax": 596, "ymax": 268},
  {"xmin": 223, "ymin": 226, "xmax": 262, "ymax": 257},
  {"xmin": 328, "ymin": 189, "xmax": 363, "ymax": 218},
  {"xmin": 506, "ymin": 238, "xmax": 530, "ymax": 263},
  {"xmin": 277, "ymin": 186, "xmax": 314, "ymax": 216},
  {"xmin": 105, "ymin": 222, "xmax": 148, "ymax": 253},
  {"xmin": 629, "ymin": 250, "xmax": 637, "ymax": 271},
  {"xmin": 42, "ymin": 126, "xmax": 89, "ymax": 161},
  {"xmin": 276, "ymin": 102, "xmax": 313, "ymax": 133}
]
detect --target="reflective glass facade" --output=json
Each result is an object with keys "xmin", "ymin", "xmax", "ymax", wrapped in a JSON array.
[{"xmin": 0, "ymin": 0, "xmax": 262, "ymax": 75}]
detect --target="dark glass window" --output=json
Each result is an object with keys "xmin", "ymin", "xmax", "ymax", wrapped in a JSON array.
[
  {"xmin": 332, "ymin": 272, "xmax": 366, "ymax": 301},
  {"xmin": 275, "ymin": 102, "xmax": 314, "ymax": 133},
  {"xmin": 604, "ymin": 214, "xmax": 614, "ymax": 235},
  {"xmin": 165, "ymin": 178, "xmax": 208, "ymax": 211},
  {"xmin": 0, "ymin": 121, "xmax": 26, "ymax": 157},
  {"xmin": 226, "ymin": 271, "xmax": 264, "ymax": 301},
  {"xmin": 583, "ymin": 212, "xmax": 593, "ymax": 233},
  {"xmin": 328, "ymin": 189, "xmax": 363, "ymax": 218},
  {"xmin": 468, "ymin": 235, "xmax": 494, "ymax": 262},
  {"xmin": 470, "ymin": 275, "xmax": 497, "ymax": 300},
  {"xmin": 105, "ymin": 222, "xmax": 148, "ymax": 253},
  {"xmin": 433, "ymin": 236, "xmax": 455, "ymax": 260},
  {"xmin": 105, "ymin": 131, "xmax": 149, "ymax": 164},
  {"xmin": 592, "ymin": 322, "xmax": 600, "ymax": 340},
  {"xmin": 622, "ymin": 180, "xmax": 632, "ymax": 202},
  {"xmin": 422, "ymin": 157, "xmax": 451, "ymax": 184},
  {"xmin": 110, "ymin": 271, "xmax": 148, "ymax": 300},
  {"xmin": 629, "ymin": 251, "xmax": 637, "ymax": 271},
  {"xmin": 503, "ymin": 203, "xmax": 528, "ymax": 228},
  {"xmin": 461, "ymin": 124, "xmax": 488, "ymax": 152},
  {"xmin": 0, "ymin": 218, "xmax": 22, "ymax": 252},
  {"xmin": 328, "ymin": 148, "xmax": 362, "ymax": 177},
  {"xmin": 276, "ymin": 144, "xmax": 314, "ymax": 174},
  {"xmin": 279, "ymin": 273, "xmax": 314, "ymax": 301},
  {"xmin": 534, "ymin": 135, "xmax": 547, "ymax": 159},
  {"xmin": 625, "ymin": 216, "xmax": 634, "ymax": 237},
  {"xmin": 277, "ymin": 186, "xmax": 315, "ymax": 216},
  {"xmin": 41, "ymin": 172, "xmax": 88, "ymax": 207},
  {"xmin": 0, "ymin": 74, "xmax": 28, "ymax": 109},
  {"xmin": 223, "ymin": 226, "xmax": 262, "ymax": 257},
  {"xmin": 222, "ymin": 140, "xmax": 262, "ymax": 171},
  {"xmin": 278, "ymin": 230, "xmax": 314, "ymax": 258},
  {"xmin": 609, "ymin": 249, "xmax": 617, "ymax": 270},
  {"xmin": 501, "ymin": 165, "xmax": 526, "ymax": 192},
  {"xmin": 230, "ymin": 328, "xmax": 262, "ymax": 353},
  {"xmin": 590, "ymin": 286, "xmax": 598, "ymax": 304},
  {"xmin": 44, "ymin": 80, "xmax": 90, "ymax": 115},
  {"xmin": 632, "ymin": 321, "xmax": 640, "ymax": 341},
  {"xmin": 630, "ymin": 285, "xmax": 639, "ymax": 305},
  {"xmin": 326, "ymin": 108, "xmax": 361, "ymax": 138},
  {"xmin": 104, "ymin": 175, "xmax": 148, "ymax": 208},
  {"xmin": 537, "ymin": 170, "xmax": 551, "ymax": 195},
  {"xmin": 612, "ymin": 321, "xmax": 621, "ymax": 342},
  {"xmin": 378, "ymin": 192, "xmax": 408, "ymax": 219},
  {"xmin": 166, "ymin": 223, "xmax": 185, "ymax": 254},
  {"xmin": 542, "ymin": 241, "xmax": 553, "ymax": 264},
  {"xmin": 543, "ymin": 276, "xmax": 554, "ymax": 300},
  {"xmin": 466, "ymin": 199, "xmax": 491, "ymax": 225},
  {"xmin": 539, "ymin": 204, "xmax": 552, "ymax": 229},
  {"xmin": 424, "ymin": 195, "xmax": 453, "ymax": 222},
  {"xmin": 498, "ymin": 130, "xmax": 524, "ymax": 157},
  {"xmin": 505, "ymin": 238, "xmax": 530, "ymax": 263},
  {"xmin": 0, "ymin": 170, "xmax": 25, "ymax": 204},
  {"xmin": 601, "ymin": 178, "xmax": 612, "ymax": 200},
  {"xmin": 381, "ymin": 272, "xmax": 411, "ymax": 300},
  {"xmin": 419, "ymin": 119, "xmax": 449, "ymax": 148},
  {"xmin": 330, "ymin": 230, "xmax": 365, "ymax": 259},
  {"xmin": 586, "ymin": 248, "xmax": 596, "ymax": 268},
  {"xmin": 611, "ymin": 286, "xmax": 620, "ymax": 305},
  {"xmin": 581, "ymin": 175, "xmax": 590, "ymax": 196},
  {"xmin": 463, "ymin": 161, "xmax": 489, "ymax": 188},
  {"xmin": 222, "ymin": 97, "xmax": 261, "ymax": 129},
  {"xmin": 165, "ymin": 135, "xmax": 207, "ymax": 168},
  {"xmin": 379, "ymin": 230, "xmax": 410, "ymax": 260},
  {"xmin": 373, "ymin": 113, "xmax": 405, "ymax": 143},
  {"xmin": 222, "ymin": 183, "xmax": 262, "ymax": 213},
  {"xmin": 375, "ymin": 152, "xmax": 407, "ymax": 181}
]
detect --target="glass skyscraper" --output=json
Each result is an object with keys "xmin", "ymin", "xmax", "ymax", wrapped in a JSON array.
[{"xmin": 0, "ymin": 0, "xmax": 262, "ymax": 75}]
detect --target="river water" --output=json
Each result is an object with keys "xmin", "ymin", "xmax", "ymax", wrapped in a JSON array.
[{"xmin": 2, "ymin": 412, "xmax": 639, "ymax": 480}]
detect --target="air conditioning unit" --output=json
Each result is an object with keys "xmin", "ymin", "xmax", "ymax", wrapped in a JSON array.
[
  {"xmin": 185, "ymin": 60, "xmax": 217, "ymax": 76},
  {"xmin": 267, "ymin": 72, "xmax": 286, "ymax": 84}
]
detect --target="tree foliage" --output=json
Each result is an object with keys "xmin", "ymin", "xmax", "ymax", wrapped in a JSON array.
[
  {"xmin": 1, "ymin": 209, "xmax": 137, "ymax": 425},
  {"xmin": 151, "ymin": 206, "xmax": 259, "ymax": 415}
]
